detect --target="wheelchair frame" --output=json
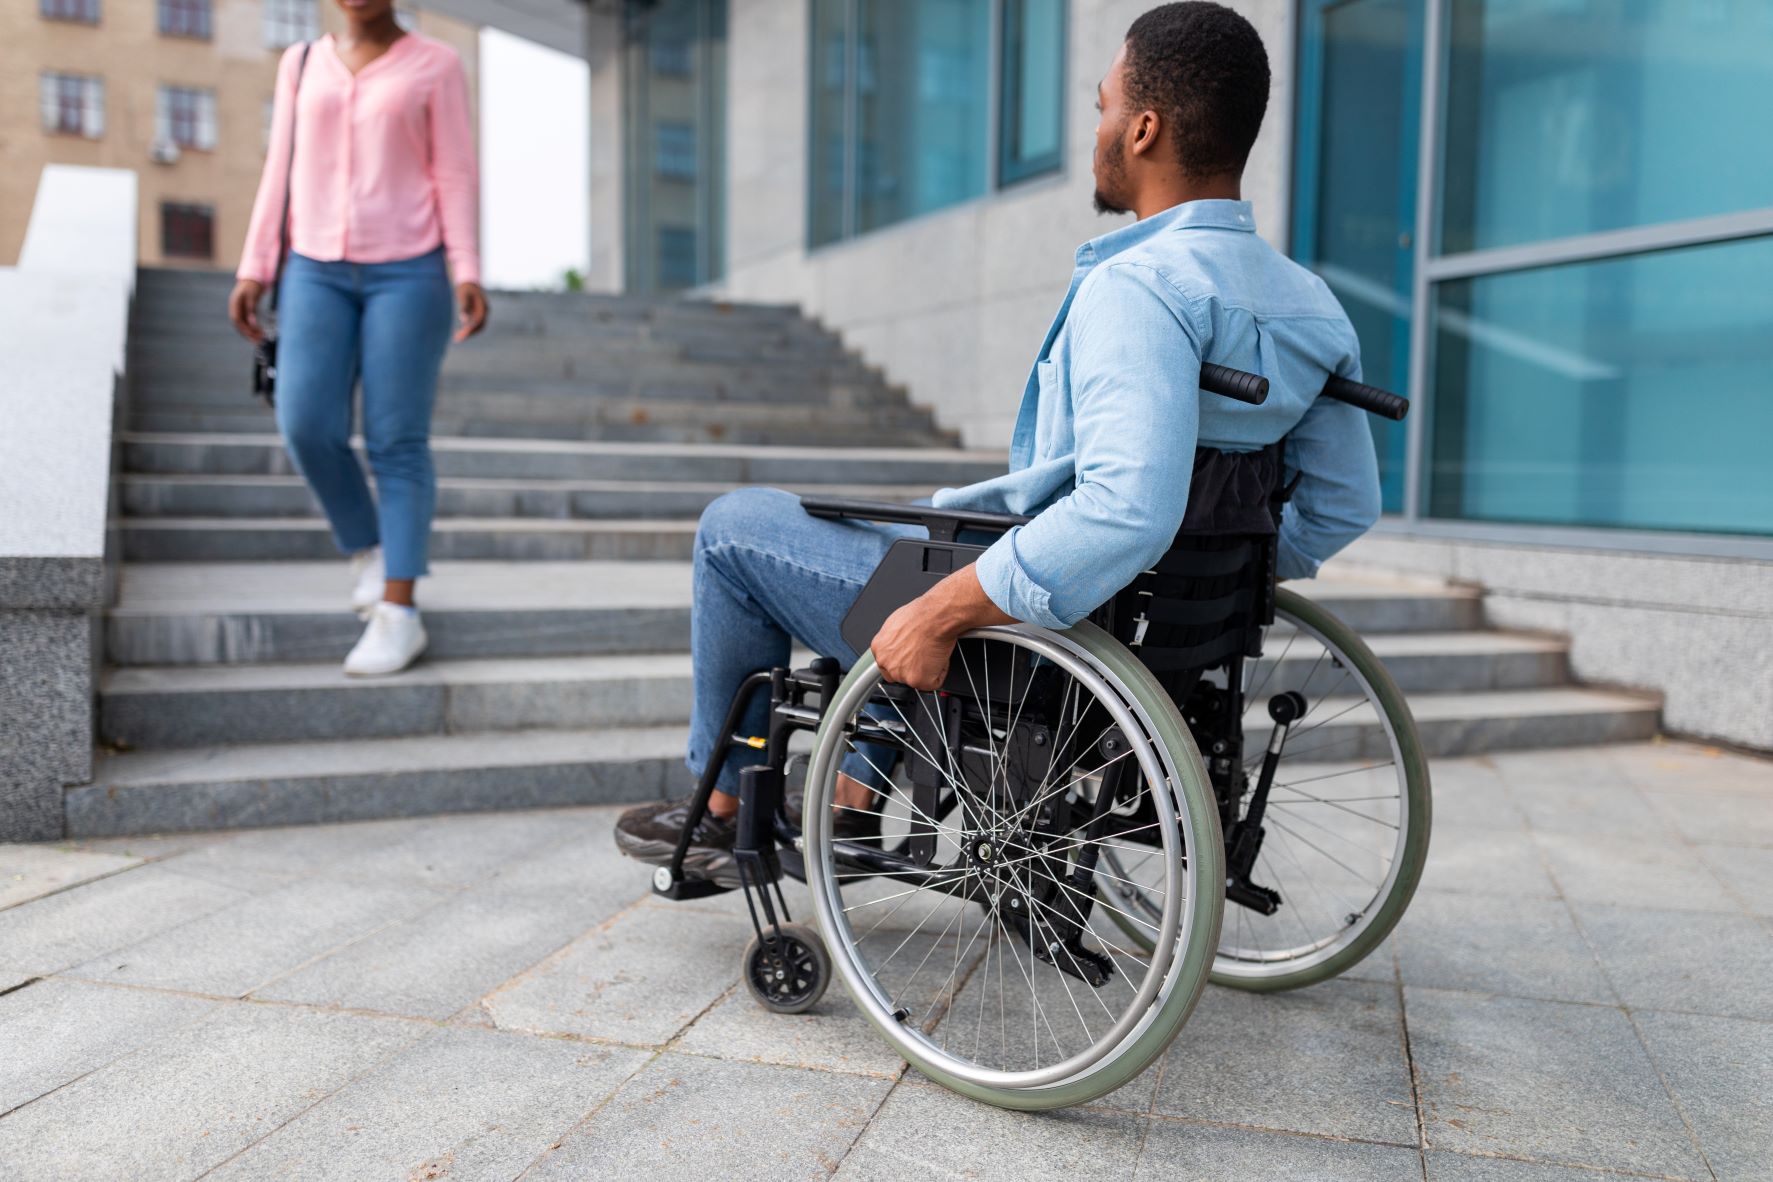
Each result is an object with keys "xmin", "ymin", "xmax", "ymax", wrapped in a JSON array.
[{"xmin": 646, "ymin": 365, "xmax": 1419, "ymax": 1013}]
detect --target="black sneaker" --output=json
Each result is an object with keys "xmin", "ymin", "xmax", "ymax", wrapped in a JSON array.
[
  {"xmin": 613, "ymin": 797, "xmax": 740, "ymax": 888},
  {"xmin": 784, "ymin": 784, "xmax": 879, "ymax": 842}
]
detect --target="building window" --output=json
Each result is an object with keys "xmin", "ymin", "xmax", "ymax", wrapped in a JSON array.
[
  {"xmin": 812, "ymin": 0, "xmax": 1060, "ymax": 248},
  {"xmin": 263, "ymin": 0, "xmax": 318, "ymax": 49},
  {"xmin": 161, "ymin": 203, "xmax": 215, "ymax": 260},
  {"xmin": 157, "ymin": 85, "xmax": 218, "ymax": 151},
  {"xmin": 1293, "ymin": 0, "xmax": 1773, "ymax": 544},
  {"xmin": 158, "ymin": 0, "xmax": 211, "ymax": 39},
  {"xmin": 39, "ymin": 72, "xmax": 105, "ymax": 139},
  {"xmin": 657, "ymin": 226, "xmax": 699, "ymax": 288},
  {"xmin": 40, "ymin": 0, "xmax": 100, "ymax": 23},
  {"xmin": 999, "ymin": 0, "xmax": 1064, "ymax": 185},
  {"xmin": 654, "ymin": 122, "xmax": 697, "ymax": 182},
  {"xmin": 650, "ymin": 36, "xmax": 692, "ymax": 76}
]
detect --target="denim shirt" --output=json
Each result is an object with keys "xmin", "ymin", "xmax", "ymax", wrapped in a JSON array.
[{"xmin": 932, "ymin": 199, "xmax": 1381, "ymax": 630}]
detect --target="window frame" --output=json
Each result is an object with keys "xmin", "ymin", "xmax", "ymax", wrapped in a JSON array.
[
  {"xmin": 40, "ymin": 72, "xmax": 105, "ymax": 139},
  {"xmin": 157, "ymin": 0, "xmax": 212, "ymax": 40},
  {"xmin": 160, "ymin": 201, "xmax": 216, "ymax": 260},
  {"xmin": 40, "ymin": 0, "xmax": 100, "ymax": 25},
  {"xmin": 997, "ymin": 0, "xmax": 1067, "ymax": 188},
  {"xmin": 262, "ymin": 0, "xmax": 319, "ymax": 50},
  {"xmin": 157, "ymin": 84, "xmax": 219, "ymax": 152},
  {"xmin": 1293, "ymin": 0, "xmax": 1773, "ymax": 557},
  {"xmin": 809, "ymin": 0, "xmax": 1067, "ymax": 251}
]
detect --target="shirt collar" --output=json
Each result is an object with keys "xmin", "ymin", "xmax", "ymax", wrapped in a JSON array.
[{"xmin": 1074, "ymin": 199, "xmax": 1257, "ymax": 267}]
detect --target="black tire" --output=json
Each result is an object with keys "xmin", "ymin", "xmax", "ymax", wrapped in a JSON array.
[{"xmin": 743, "ymin": 923, "xmax": 831, "ymax": 1014}]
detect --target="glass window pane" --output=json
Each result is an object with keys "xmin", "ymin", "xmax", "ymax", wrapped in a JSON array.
[
  {"xmin": 854, "ymin": 0, "xmax": 989, "ymax": 235},
  {"xmin": 807, "ymin": 0, "xmax": 849, "ymax": 248},
  {"xmin": 1441, "ymin": 0, "xmax": 1773, "ymax": 254},
  {"xmin": 1303, "ymin": 0, "xmax": 1417, "ymax": 512},
  {"xmin": 1427, "ymin": 237, "xmax": 1773, "ymax": 535},
  {"xmin": 999, "ymin": 0, "xmax": 1063, "ymax": 185}
]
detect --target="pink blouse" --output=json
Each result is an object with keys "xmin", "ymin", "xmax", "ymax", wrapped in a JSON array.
[{"xmin": 239, "ymin": 33, "xmax": 481, "ymax": 286}]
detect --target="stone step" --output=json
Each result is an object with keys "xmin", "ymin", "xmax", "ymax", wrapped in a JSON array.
[
  {"xmin": 104, "ymin": 561, "xmax": 1483, "ymax": 667},
  {"xmin": 118, "ymin": 474, "xmax": 940, "ymax": 520},
  {"xmin": 97, "ymin": 631, "xmax": 1567, "ymax": 750},
  {"xmin": 119, "ymin": 517, "xmax": 700, "ymax": 563},
  {"xmin": 100, "ymin": 652, "xmax": 697, "ymax": 748},
  {"xmin": 73, "ymin": 685, "xmax": 1659, "ymax": 837},
  {"xmin": 71, "ymin": 725, "xmax": 685, "ymax": 837},
  {"xmin": 119, "ymin": 433, "xmax": 1006, "ymax": 485},
  {"xmin": 125, "ymin": 410, "xmax": 950, "ymax": 449}
]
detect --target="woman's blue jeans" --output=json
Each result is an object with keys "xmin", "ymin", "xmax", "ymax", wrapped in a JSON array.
[{"xmin": 275, "ymin": 248, "xmax": 453, "ymax": 580}]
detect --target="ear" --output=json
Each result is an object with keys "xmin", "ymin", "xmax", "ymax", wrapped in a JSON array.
[{"xmin": 1127, "ymin": 109, "xmax": 1162, "ymax": 158}]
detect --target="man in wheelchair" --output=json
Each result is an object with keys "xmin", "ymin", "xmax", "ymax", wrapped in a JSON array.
[{"xmin": 614, "ymin": 1, "xmax": 1381, "ymax": 890}]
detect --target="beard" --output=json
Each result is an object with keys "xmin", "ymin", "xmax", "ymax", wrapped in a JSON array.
[{"xmin": 1092, "ymin": 133, "xmax": 1131, "ymax": 215}]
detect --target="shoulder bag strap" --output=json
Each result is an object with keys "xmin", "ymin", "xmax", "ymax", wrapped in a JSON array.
[{"xmin": 269, "ymin": 41, "xmax": 312, "ymax": 313}]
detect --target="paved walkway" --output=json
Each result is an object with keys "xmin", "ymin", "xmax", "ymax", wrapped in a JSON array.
[{"xmin": 1, "ymin": 740, "xmax": 1768, "ymax": 1181}]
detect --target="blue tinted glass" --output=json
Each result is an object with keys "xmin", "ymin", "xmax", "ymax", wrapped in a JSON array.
[
  {"xmin": 1442, "ymin": 0, "xmax": 1773, "ymax": 254},
  {"xmin": 854, "ymin": 0, "xmax": 989, "ymax": 235},
  {"xmin": 1427, "ymin": 236, "xmax": 1773, "ymax": 535},
  {"xmin": 999, "ymin": 0, "xmax": 1064, "ymax": 185},
  {"xmin": 1306, "ymin": 0, "xmax": 1418, "ymax": 512}
]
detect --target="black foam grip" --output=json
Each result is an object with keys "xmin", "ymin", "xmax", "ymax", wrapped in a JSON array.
[
  {"xmin": 1200, "ymin": 363, "xmax": 1270, "ymax": 406},
  {"xmin": 1323, "ymin": 376, "xmax": 1409, "ymax": 421}
]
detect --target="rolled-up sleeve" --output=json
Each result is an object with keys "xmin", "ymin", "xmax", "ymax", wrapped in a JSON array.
[{"xmin": 973, "ymin": 264, "xmax": 1202, "ymax": 629}]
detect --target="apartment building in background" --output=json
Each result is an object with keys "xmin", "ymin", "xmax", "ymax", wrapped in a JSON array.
[{"xmin": 1, "ymin": 0, "xmax": 479, "ymax": 271}]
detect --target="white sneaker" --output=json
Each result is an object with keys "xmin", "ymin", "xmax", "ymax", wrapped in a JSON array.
[
  {"xmin": 350, "ymin": 547, "xmax": 385, "ymax": 618},
  {"xmin": 343, "ymin": 603, "xmax": 427, "ymax": 677}
]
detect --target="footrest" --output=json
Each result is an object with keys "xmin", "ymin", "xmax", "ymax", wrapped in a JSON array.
[{"xmin": 649, "ymin": 866, "xmax": 736, "ymax": 900}]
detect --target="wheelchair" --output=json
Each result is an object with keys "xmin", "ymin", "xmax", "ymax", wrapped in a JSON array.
[{"xmin": 646, "ymin": 365, "xmax": 1431, "ymax": 1110}]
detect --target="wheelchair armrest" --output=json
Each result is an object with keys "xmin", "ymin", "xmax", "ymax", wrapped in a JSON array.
[{"xmin": 799, "ymin": 495, "xmax": 1030, "ymax": 543}]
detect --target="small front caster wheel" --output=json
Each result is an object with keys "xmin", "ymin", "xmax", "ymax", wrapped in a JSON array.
[{"xmin": 743, "ymin": 923, "xmax": 831, "ymax": 1014}]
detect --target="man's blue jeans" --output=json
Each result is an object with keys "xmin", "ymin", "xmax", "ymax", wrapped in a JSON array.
[
  {"xmin": 275, "ymin": 247, "xmax": 454, "ymax": 581},
  {"xmin": 688, "ymin": 488, "xmax": 918, "ymax": 794}
]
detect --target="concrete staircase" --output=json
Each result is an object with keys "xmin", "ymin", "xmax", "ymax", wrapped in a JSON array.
[{"xmin": 81, "ymin": 268, "xmax": 1661, "ymax": 837}]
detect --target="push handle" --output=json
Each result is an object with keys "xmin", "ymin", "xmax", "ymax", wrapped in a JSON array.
[
  {"xmin": 1322, "ymin": 375, "xmax": 1410, "ymax": 421},
  {"xmin": 1200, "ymin": 363, "xmax": 1270, "ymax": 405}
]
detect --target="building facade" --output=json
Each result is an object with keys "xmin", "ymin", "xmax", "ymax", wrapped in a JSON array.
[
  {"xmin": 1, "ymin": 0, "xmax": 479, "ymax": 272},
  {"xmin": 587, "ymin": 0, "xmax": 1773, "ymax": 748}
]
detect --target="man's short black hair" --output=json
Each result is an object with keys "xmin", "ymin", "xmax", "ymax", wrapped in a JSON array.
[{"xmin": 1123, "ymin": 2, "xmax": 1270, "ymax": 178}]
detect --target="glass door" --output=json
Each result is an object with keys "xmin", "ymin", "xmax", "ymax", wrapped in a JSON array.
[{"xmin": 1292, "ymin": 0, "xmax": 1425, "ymax": 513}]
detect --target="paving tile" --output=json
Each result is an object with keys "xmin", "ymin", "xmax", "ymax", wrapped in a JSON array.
[
  {"xmin": 1633, "ymin": 1009, "xmax": 1773, "ymax": 1181},
  {"xmin": 164, "ymin": 809, "xmax": 604, "ymax": 889},
  {"xmin": 64, "ymin": 832, "xmax": 225, "ymax": 861},
  {"xmin": 1612, "ymin": 744, "xmax": 1773, "ymax": 799},
  {"xmin": 675, "ymin": 986, "xmax": 906, "ymax": 1078},
  {"xmin": 1695, "ymin": 842, "xmax": 1773, "ymax": 917},
  {"xmin": 0, "ymin": 978, "xmax": 217, "ymax": 1114},
  {"xmin": 483, "ymin": 905, "xmax": 742, "ymax": 1045},
  {"xmin": 1573, "ymin": 901, "xmax": 1773, "ymax": 1020},
  {"xmin": 1641, "ymin": 790, "xmax": 1773, "ymax": 848},
  {"xmin": 254, "ymin": 884, "xmax": 629, "ymax": 1019},
  {"xmin": 205, "ymin": 1026, "xmax": 650, "ymax": 1182},
  {"xmin": 1506, "ymin": 780, "xmax": 1670, "ymax": 840},
  {"xmin": 0, "ymin": 1002, "xmax": 426, "ymax": 1181},
  {"xmin": 528, "ymin": 1052, "xmax": 891, "ymax": 1181},
  {"xmin": 1392, "ymin": 892, "xmax": 1614, "ymax": 1004},
  {"xmin": 1405, "ymin": 987, "xmax": 1705, "ymax": 1178},
  {"xmin": 1133, "ymin": 1120, "xmax": 1424, "ymax": 1181},
  {"xmin": 1426, "ymin": 1151, "xmax": 1650, "ymax": 1179},
  {"xmin": 839, "ymin": 1079, "xmax": 1146, "ymax": 1181},
  {"xmin": 1533, "ymin": 832, "xmax": 1736, "ymax": 913},
  {"xmin": 1417, "ymin": 826, "xmax": 1558, "ymax": 898},
  {"xmin": 0, "ymin": 968, "xmax": 34, "ymax": 993},
  {"xmin": 1152, "ymin": 978, "xmax": 1417, "ymax": 1146},
  {"xmin": 0, "ymin": 866, "xmax": 251, "ymax": 974},
  {"xmin": 0, "ymin": 843, "xmax": 143, "ymax": 910},
  {"xmin": 65, "ymin": 877, "xmax": 450, "ymax": 997},
  {"xmin": 1418, "ymin": 760, "xmax": 1526, "ymax": 832}
]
